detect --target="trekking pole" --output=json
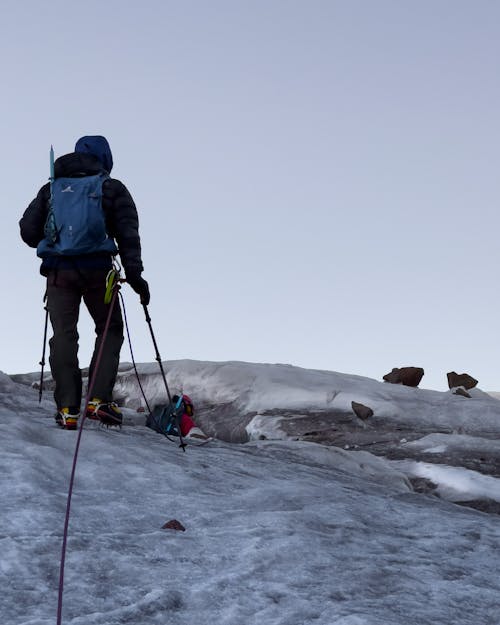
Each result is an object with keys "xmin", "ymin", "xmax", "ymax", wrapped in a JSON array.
[
  {"xmin": 38, "ymin": 292, "xmax": 49, "ymax": 403},
  {"xmin": 39, "ymin": 145, "xmax": 55, "ymax": 401},
  {"xmin": 142, "ymin": 303, "xmax": 187, "ymax": 451},
  {"xmin": 119, "ymin": 291, "xmax": 177, "ymax": 443}
]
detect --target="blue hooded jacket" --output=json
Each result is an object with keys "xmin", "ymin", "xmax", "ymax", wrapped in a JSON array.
[{"xmin": 74, "ymin": 135, "xmax": 113, "ymax": 173}]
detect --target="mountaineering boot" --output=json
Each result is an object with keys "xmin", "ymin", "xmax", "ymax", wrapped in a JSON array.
[
  {"xmin": 86, "ymin": 398, "xmax": 123, "ymax": 427},
  {"xmin": 85, "ymin": 398, "xmax": 101, "ymax": 421},
  {"xmin": 55, "ymin": 407, "xmax": 80, "ymax": 430}
]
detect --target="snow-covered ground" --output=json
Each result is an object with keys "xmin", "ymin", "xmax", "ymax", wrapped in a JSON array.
[
  {"xmin": 111, "ymin": 359, "xmax": 500, "ymax": 435},
  {"xmin": 3, "ymin": 361, "xmax": 500, "ymax": 625}
]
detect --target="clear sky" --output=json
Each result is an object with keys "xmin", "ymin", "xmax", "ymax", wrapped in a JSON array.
[{"xmin": 2, "ymin": 0, "xmax": 500, "ymax": 391}]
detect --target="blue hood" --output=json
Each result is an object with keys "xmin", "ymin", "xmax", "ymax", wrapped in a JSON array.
[{"xmin": 74, "ymin": 135, "xmax": 113, "ymax": 173}]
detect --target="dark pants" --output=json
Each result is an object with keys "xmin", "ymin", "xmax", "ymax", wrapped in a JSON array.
[{"xmin": 46, "ymin": 268, "xmax": 124, "ymax": 409}]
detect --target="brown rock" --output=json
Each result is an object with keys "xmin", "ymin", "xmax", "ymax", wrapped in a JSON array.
[
  {"xmin": 447, "ymin": 372, "xmax": 478, "ymax": 391},
  {"xmin": 162, "ymin": 519, "xmax": 186, "ymax": 531},
  {"xmin": 453, "ymin": 387, "xmax": 471, "ymax": 399},
  {"xmin": 351, "ymin": 401, "xmax": 374, "ymax": 420},
  {"xmin": 383, "ymin": 367, "xmax": 424, "ymax": 387},
  {"xmin": 383, "ymin": 368, "xmax": 401, "ymax": 384}
]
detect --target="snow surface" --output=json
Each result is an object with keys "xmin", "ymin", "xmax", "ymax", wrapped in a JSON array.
[{"xmin": 2, "ymin": 362, "xmax": 500, "ymax": 625}]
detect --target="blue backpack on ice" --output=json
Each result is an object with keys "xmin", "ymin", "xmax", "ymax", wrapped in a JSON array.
[{"xmin": 37, "ymin": 173, "xmax": 118, "ymax": 258}]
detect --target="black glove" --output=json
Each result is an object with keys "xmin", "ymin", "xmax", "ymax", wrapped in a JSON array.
[{"xmin": 127, "ymin": 274, "xmax": 150, "ymax": 305}]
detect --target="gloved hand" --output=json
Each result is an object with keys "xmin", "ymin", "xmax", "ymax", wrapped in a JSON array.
[{"xmin": 127, "ymin": 274, "xmax": 150, "ymax": 305}]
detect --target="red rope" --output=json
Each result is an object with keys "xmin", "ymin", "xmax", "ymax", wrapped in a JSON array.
[{"xmin": 56, "ymin": 285, "xmax": 120, "ymax": 625}]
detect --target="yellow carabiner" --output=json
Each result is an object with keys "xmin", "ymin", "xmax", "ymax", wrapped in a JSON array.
[{"xmin": 104, "ymin": 269, "xmax": 118, "ymax": 304}]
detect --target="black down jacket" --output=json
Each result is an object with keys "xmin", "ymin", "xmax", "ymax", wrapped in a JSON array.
[{"xmin": 19, "ymin": 152, "xmax": 144, "ymax": 278}]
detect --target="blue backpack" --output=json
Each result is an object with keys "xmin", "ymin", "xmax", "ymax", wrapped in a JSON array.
[{"xmin": 37, "ymin": 173, "xmax": 118, "ymax": 258}]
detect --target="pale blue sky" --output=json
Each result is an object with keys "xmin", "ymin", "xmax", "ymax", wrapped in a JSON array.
[{"xmin": 2, "ymin": 1, "xmax": 500, "ymax": 390}]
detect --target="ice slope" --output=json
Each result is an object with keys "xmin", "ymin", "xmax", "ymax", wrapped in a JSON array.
[{"xmin": 2, "ymin": 367, "xmax": 500, "ymax": 625}]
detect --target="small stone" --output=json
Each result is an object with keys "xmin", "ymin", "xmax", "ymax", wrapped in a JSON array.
[
  {"xmin": 453, "ymin": 387, "xmax": 471, "ymax": 399},
  {"xmin": 162, "ymin": 519, "xmax": 186, "ymax": 531},
  {"xmin": 351, "ymin": 401, "xmax": 374, "ymax": 420}
]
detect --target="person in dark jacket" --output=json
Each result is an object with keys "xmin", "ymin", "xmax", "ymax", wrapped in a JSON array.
[{"xmin": 20, "ymin": 135, "xmax": 149, "ymax": 429}]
